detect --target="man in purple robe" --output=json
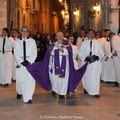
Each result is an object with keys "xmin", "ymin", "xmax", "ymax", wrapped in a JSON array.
[{"xmin": 27, "ymin": 31, "xmax": 87, "ymax": 101}]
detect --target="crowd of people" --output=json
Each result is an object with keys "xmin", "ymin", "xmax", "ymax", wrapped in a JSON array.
[{"xmin": 0, "ymin": 26, "xmax": 120, "ymax": 104}]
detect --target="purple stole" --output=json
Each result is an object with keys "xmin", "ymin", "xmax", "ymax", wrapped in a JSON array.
[{"xmin": 54, "ymin": 49, "xmax": 66, "ymax": 77}]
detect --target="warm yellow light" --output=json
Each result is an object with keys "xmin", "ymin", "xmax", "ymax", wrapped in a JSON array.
[
  {"xmin": 97, "ymin": 4, "xmax": 100, "ymax": 13},
  {"xmin": 59, "ymin": 0, "xmax": 63, "ymax": 3},
  {"xmin": 93, "ymin": 5, "xmax": 97, "ymax": 11},
  {"xmin": 93, "ymin": 3, "xmax": 100, "ymax": 14},
  {"xmin": 61, "ymin": 10, "xmax": 65, "ymax": 16},
  {"xmin": 73, "ymin": 9, "xmax": 79, "ymax": 16}
]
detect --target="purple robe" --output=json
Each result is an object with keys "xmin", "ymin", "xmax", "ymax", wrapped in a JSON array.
[{"xmin": 26, "ymin": 43, "xmax": 87, "ymax": 93}]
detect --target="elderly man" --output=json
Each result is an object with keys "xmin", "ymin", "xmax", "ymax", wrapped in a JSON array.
[{"xmin": 27, "ymin": 31, "xmax": 87, "ymax": 101}]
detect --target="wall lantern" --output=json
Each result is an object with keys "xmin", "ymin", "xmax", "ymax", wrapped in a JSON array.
[
  {"xmin": 73, "ymin": 9, "xmax": 79, "ymax": 16},
  {"xmin": 61, "ymin": 10, "xmax": 65, "ymax": 17},
  {"xmin": 93, "ymin": 3, "xmax": 100, "ymax": 14}
]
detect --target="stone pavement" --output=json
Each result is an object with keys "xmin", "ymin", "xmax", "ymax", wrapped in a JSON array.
[{"xmin": 0, "ymin": 82, "xmax": 120, "ymax": 120}]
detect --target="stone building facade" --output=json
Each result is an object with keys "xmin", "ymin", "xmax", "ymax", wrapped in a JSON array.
[
  {"xmin": 109, "ymin": 0, "xmax": 120, "ymax": 34},
  {"xmin": 0, "ymin": 0, "xmax": 7, "ymax": 35},
  {"xmin": 0, "ymin": 0, "xmax": 119, "ymax": 35},
  {"xmin": 70, "ymin": 0, "xmax": 120, "ymax": 34},
  {"xmin": 0, "ymin": 0, "xmax": 63, "ymax": 35}
]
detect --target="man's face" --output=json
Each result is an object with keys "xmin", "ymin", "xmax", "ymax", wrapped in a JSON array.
[
  {"xmin": 12, "ymin": 31, "xmax": 19, "ymax": 39},
  {"xmin": 56, "ymin": 32, "xmax": 64, "ymax": 43},
  {"xmin": 101, "ymin": 31, "xmax": 105, "ymax": 37},
  {"xmin": 80, "ymin": 30, "xmax": 85, "ymax": 37},
  {"xmin": 2, "ymin": 30, "xmax": 8, "ymax": 37},
  {"xmin": 68, "ymin": 37, "xmax": 74, "ymax": 44},
  {"xmin": 87, "ymin": 31, "xmax": 95, "ymax": 40},
  {"xmin": 21, "ymin": 28, "xmax": 29, "ymax": 38},
  {"xmin": 105, "ymin": 31, "xmax": 110, "ymax": 37}
]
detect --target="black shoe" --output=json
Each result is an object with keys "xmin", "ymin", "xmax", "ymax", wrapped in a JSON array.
[
  {"xmin": 114, "ymin": 82, "xmax": 119, "ymax": 87},
  {"xmin": 84, "ymin": 89, "xmax": 88, "ymax": 94},
  {"xmin": 59, "ymin": 95, "xmax": 65, "ymax": 100},
  {"xmin": 105, "ymin": 81, "xmax": 114, "ymax": 84},
  {"xmin": 26, "ymin": 100, "xmax": 32, "ymax": 104},
  {"xmin": 3, "ymin": 84, "xmax": 8, "ymax": 88},
  {"xmin": 12, "ymin": 79, "xmax": 16, "ymax": 83},
  {"xmin": 17, "ymin": 94, "xmax": 22, "ymax": 99},
  {"xmin": 101, "ymin": 80, "xmax": 104, "ymax": 82},
  {"xmin": 59, "ymin": 95, "xmax": 65, "ymax": 102},
  {"xmin": 52, "ymin": 91, "xmax": 57, "ymax": 99},
  {"xmin": 94, "ymin": 95, "xmax": 100, "ymax": 98}
]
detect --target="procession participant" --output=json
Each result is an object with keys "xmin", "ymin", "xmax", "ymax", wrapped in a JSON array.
[
  {"xmin": 78, "ymin": 29, "xmax": 104, "ymax": 98},
  {"xmin": 101, "ymin": 34, "xmax": 116, "ymax": 83},
  {"xmin": 68, "ymin": 35, "xmax": 79, "ymax": 70},
  {"xmin": 0, "ymin": 28, "xmax": 14, "ymax": 87},
  {"xmin": 11, "ymin": 28, "xmax": 19, "ymax": 82},
  {"xmin": 109, "ymin": 33, "xmax": 120, "ymax": 86},
  {"xmin": 99, "ymin": 29, "xmax": 110, "ymax": 82},
  {"xmin": 27, "ymin": 31, "xmax": 87, "ymax": 101},
  {"xmin": 68, "ymin": 35, "xmax": 79, "ymax": 93},
  {"xmin": 14, "ymin": 26, "xmax": 37, "ymax": 104}
]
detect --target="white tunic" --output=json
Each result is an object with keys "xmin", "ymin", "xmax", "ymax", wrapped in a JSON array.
[
  {"xmin": 0, "ymin": 36, "xmax": 14, "ymax": 84},
  {"xmin": 76, "ymin": 37, "xmax": 87, "ymax": 49},
  {"xmin": 101, "ymin": 40, "xmax": 116, "ymax": 82},
  {"xmin": 12, "ymin": 37, "xmax": 17, "ymax": 80},
  {"xmin": 71, "ymin": 44, "xmax": 79, "ymax": 70},
  {"xmin": 78, "ymin": 39, "xmax": 104, "ymax": 95},
  {"xmin": 112, "ymin": 35, "xmax": 120, "ymax": 84},
  {"xmin": 76, "ymin": 37, "xmax": 87, "ymax": 69},
  {"xmin": 76, "ymin": 37, "xmax": 83, "ymax": 49},
  {"xmin": 49, "ymin": 42, "xmax": 69, "ymax": 95},
  {"xmin": 14, "ymin": 38, "xmax": 37, "ymax": 102}
]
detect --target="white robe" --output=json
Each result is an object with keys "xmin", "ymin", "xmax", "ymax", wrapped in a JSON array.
[
  {"xmin": 49, "ymin": 43, "xmax": 69, "ymax": 95},
  {"xmin": 0, "ymin": 36, "xmax": 14, "ymax": 85},
  {"xmin": 12, "ymin": 37, "xmax": 17, "ymax": 80},
  {"xmin": 112, "ymin": 35, "xmax": 120, "ymax": 84},
  {"xmin": 101, "ymin": 40, "xmax": 116, "ymax": 82},
  {"xmin": 72, "ymin": 44, "xmax": 79, "ymax": 70},
  {"xmin": 97, "ymin": 38, "xmax": 106, "ymax": 81},
  {"xmin": 76, "ymin": 37, "xmax": 87, "ymax": 69},
  {"xmin": 12, "ymin": 55, "xmax": 17, "ymax": 80},
  {"xmin": 76, "ymin": 37, "xmax": 83, "ymax": 49},
  {"xmin": 76, "ymin": 37, "xmax": 87, "ymax": 49},
  {"xmin": 14, "ymin": 38, "xmax": 37, "ymax": 102},
  {"xmin": 78, "ymin": 39, "xmax": 104, "ymax": 95}
]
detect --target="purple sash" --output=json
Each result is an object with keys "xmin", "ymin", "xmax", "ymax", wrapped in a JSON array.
[{"xmin": 54, "ymin": 49, "xmax": 66, "ymax": 77}]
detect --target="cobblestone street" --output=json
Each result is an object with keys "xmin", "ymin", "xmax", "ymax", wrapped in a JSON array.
[{"xmin": 0, "ymin": 82, "xmax": 120, "ymax": 120}]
